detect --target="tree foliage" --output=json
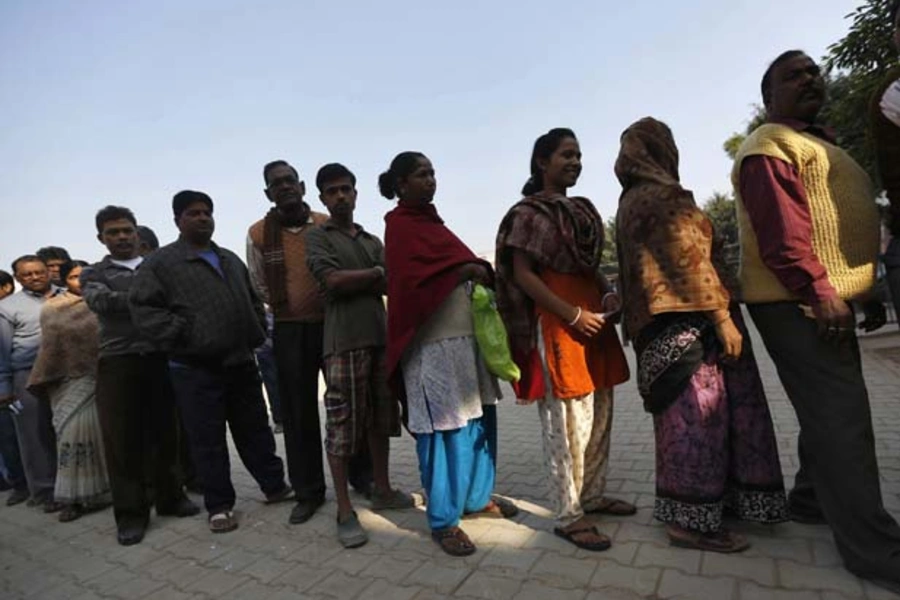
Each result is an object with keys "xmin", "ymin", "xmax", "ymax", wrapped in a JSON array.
[
  {"xmin": 702, "ymin": 192, "xmax": 739, "ymax": 248},
  {"xmin": 601, "ymin": 217, "xmax": 617, "ymax": 265},
  {"xmin": 723, "ymin": 0, "xmax": 897, "ymax": 189}
]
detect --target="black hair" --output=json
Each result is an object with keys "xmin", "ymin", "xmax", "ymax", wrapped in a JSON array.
[
  {"xmin": 59, "ymin": 260, "xmax": 89, "ymax": 283},
  {"xmin": 0, "ymin": 270, "xmax": 13, "ymax": 289},
  {"xmin": 892, "ymin": 0, "xmax": 900, "ymax": 25},
  {"xmin": 521, "ymin": 128, "xmax": 578, "ymax": 196},
  {"xmin": 137, "ymin": 225, "xmax": 159, "ymax": 251},
  {"xmin": 315, "ymin": 163, "xmax": 357, "ymax": 192},
  {"xmin": 11, "ymin": 254, "xmax": 45, "ymax": 274},
  {"xmin": 263, "ymin": 160, "xmax": 299, "ymax": 186},
  {"xmin": 378, "ymin": 152, "xmax": 427, "ymax": 200},
  {"xmin": 35, "ymin": 246, "xmax": 71, "ymax": 263},
  {"xmin": 94, "ymin": 205, "xmax": 137, "ymax": 234},
  {"xmin": 761, "ymin": 49, "xmax": 807, "ymax": 108},
  {"xmin": 172, "ymin": 190, "xmax": 214, "ymax": 219}
]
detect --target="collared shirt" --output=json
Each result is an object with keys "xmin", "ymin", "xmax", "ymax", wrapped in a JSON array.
[
  {"xmin": 81, "ymin": 255, "xmax": 156, "ymax": 358},
  {"xmin": 129, "ymin": 238, "xmax": 266, "ymax": 367},
  {"xmin": 305, "ymin": 220, "xmax": 386, "ymax": 357},
  {"xmin": 738, "ymin": 118, "xmax": 838, "ymax": 305},
  {"xmin": 0, "ymin": 286, "xmax": 63, "ymax": 396}
]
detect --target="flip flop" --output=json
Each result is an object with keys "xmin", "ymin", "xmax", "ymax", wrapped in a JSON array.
[
  {"xmin": 431, "ymin": 526, "xmax": 476, "ymax": 556},
  {"xmin": 588, "ymin": 497, "xmax": 637, "ymax": 516},
  {"xmin": 463, "ymin": 496, "xmax": 519, "ymax": 520},
  {"xmin": 553, "ymin": 525, "xmax": 611, "ymax": 552},
  {"xmin": 667, "ymin": 527, "xmax": 750, "ymax": 553}
]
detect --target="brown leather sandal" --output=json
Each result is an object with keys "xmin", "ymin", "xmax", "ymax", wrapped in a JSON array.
[
  {"xmin": 431, "ymin": 526, "xmax": 476, "ymax": 556},
  {"xmin": 667, "ymin": 526, "xmax": 750, "ymax": 553},
  {"xmin": 553, "ymin": 524, "xmax": 612, "ymax": 551},
  {"xmin": 463, "ymin": 496, "xmax": 519, "ymax": 520}
]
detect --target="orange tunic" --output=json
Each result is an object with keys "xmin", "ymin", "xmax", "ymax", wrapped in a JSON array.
[{"xmin": 514, "ymin": 269, "xmax": 630, "ymax": 402}]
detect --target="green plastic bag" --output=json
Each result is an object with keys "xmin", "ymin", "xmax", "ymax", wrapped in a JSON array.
[{"xmin": 472, "ymin": 284, "xmax": 521, "ymax": 382}]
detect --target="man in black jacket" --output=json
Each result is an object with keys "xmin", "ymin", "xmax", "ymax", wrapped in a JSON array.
[
  {"xmin": 129, "ymin": 191, "xmax": 291, "ymax": 534},
  {"xmin": 82, "ymin": 206, "xmax": 199, "ymax": 546}
]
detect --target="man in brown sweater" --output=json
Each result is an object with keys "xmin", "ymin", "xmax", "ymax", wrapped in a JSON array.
[
  {"xmin": 246, "ymin": 160, "xmax": 372, "ymax": 525},
  {"xmin": 872, "ymin": 1, "xmax": 900, "ymax": 325}
]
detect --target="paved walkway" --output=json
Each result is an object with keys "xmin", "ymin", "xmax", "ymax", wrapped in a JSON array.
[{"xmin": 2, "ymin": 316, "xmax": 899, "ymax": 600}]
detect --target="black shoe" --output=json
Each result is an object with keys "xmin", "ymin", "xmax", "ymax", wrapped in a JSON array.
[
  {"xmin": 289, "ymin": 498, "xmax": 325, "ymax": 524},
  {"xmin": 157, "ymin": 496, "xmax": 201, "ymax": 518},
  {"xmin": 6, "ymin": 488, "xmax": 28, "ymax": 506},
  {"xmin": 117, "ymin": 521, "xmax": 147, "ymax": 546}
]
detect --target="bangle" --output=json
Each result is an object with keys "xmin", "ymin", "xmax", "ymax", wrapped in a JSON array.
[{"xmin": 567, "ymin": 307, "xmax": 582, "ymax": 326}]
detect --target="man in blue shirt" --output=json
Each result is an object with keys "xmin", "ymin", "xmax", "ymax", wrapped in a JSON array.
[{"xmin": 0, "ymin": 256, "xmax": 62, "ymax": 510}]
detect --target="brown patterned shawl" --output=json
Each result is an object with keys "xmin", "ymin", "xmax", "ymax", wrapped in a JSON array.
[
  {"xmin": 495, "ymin": 192, "xmax": 604, "ymax": 356},
  {"xmin": 614, "ymin": 117, "xmax": 729, "ymax": 340},
  {"xmin": 27, "ymin": 293, "xmax": 99, "ymax": 399}
]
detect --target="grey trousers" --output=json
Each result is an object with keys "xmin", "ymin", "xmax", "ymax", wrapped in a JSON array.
[
  {"xmin": 749, "ymin": 302, "xmax": 900, "ymax": 581},
  {"xmin": 12, "ymin": 370, "xmax": 56, "ymax": 499}
]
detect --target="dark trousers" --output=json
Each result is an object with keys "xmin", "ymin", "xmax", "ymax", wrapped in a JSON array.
[
  {"xmin": 169, "ymin": 361, "xmax": 286, "ymax": 514},
  {"xmin": 273, "ymin": 321, "xmax": 372, "ymax": 502},
  {"xmin": 96, "ymin": 354, "xmax": 183, "ymax": 527},
  {"xmin": 749, "ymin": 302, "xmax": 900, "ymax": 580},
  {"xmin": 0, "ymin": 408, "xmax": 26, "ymax": 491}
]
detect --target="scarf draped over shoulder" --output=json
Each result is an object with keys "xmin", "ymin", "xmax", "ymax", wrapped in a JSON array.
[
  {"xmin": 495, "ymin": 192, "xmax": 604, "ymax": 356},
  {"xmin": 27, "ymin": 293, "xmax": 100, "ymax": 398},
  {"xmin": 614, "ymin": 117, "xmax": 729, "ymax": 340},
  {"xmin": 384, "ymin": 201, "xmax": 491, "ymax": 387}
]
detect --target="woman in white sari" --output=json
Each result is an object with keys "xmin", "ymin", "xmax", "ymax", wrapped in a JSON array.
[{"xmin": 28, "ymin": 261, "xmax": 110, "ymax": 521}]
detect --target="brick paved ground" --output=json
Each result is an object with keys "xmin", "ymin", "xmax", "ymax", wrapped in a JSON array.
[{"xmin": 1, "ymin": 315, "xmax": 899, "ymax": 599}]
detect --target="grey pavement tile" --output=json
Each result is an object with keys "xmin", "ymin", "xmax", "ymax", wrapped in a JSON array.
[
  {"xmin": 356, "ymin": 579, "xmax": 422, "ymax": 600},
  {"xmin": 141, "ymin": 585, "xmax": 209, "ymax": 600},
  {"xmin": 239, "ymin": 556, "xmax": 295, "ymax": 583},
  {"xmin": 478, "ymin": 547, "xmax": 543, "ymax": 574},
  {"xmin": 359, "ymin": 554, "xmax": 425, "ymax": 583},
  {"xmin": 737, "ymin": 581, "xmax": 821, "ymax": 600},
  {"xmin": 404, "ymin": 562, "xmax": 472, "ymax": 595},
  {"xmin": 777, "ymin": 560, "xmax": 864, "ymax": 596},
  {"xmin": 657, "ymin": 569, "xmax": 737, "ymax": 600},
  {"xmin": 589, "ymin": 560, "xmax": 661, "ymax": 597},
  {"xmin": 634, "ymin": 542, "xmax": 702, "ymax": 574},
  {"xmin": 308, "ymin": 570, "xmax": 376, "ymax": 599},
  {"xmin": 108, "ymin": 574, "xmax": 168, "ymax": 599},
  {"xmin": 513, "ymin": 582, "xmax": 587, "ymax": 600},
  {"xmin": 185, "ymin": 570, "xmax": 251, "ymax": 596},
  {"xmin": 454, "ymin": 571, "xmax": 523, "ymax": 600},
  {"xmin": 529, "ymin": 552, "xmax": 599, "ymax": 589},
  {"xmin": 271, "ymin": 562, "xmax": 333, "ymax": 592},
  {"xmin": 701, "ymin": 552, "xmax": 777, "ymax": 587}
]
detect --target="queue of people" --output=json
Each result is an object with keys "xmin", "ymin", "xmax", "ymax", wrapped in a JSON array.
[{"xmin": 1, "ymin": 37, "xmax": 900, "ymax": 591}]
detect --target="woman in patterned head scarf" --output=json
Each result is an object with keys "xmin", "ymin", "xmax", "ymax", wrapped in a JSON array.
[{"xmin": 615, "ymin": 117, "xmax": 787, "ymax": 553}]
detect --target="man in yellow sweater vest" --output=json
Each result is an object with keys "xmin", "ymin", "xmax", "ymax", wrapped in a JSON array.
[{"xmin": 733, "ymin": 50, "xmax": 900, "ymax": 589}]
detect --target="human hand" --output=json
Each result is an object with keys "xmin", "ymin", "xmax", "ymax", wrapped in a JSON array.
[
  {"xmin": 570, "ymin": 307, "xmax": 605, "ymax": 338},
  {"xmin": 812, "ymin": 296, "xmax": 855, "ymax": 342},
  {"xmin": 858, "ymin": 299, "xmax": 887, "ymax": 333},
  {"xmin": 714, "ymin": 316, "xmax": 743, "ymax": 361}
]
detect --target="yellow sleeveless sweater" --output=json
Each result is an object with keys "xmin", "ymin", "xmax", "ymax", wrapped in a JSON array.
[{"xmin": 731, "ymin": 124, "xmax": 879, "ymax": 303}]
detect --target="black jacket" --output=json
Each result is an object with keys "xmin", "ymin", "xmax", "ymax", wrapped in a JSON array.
[{"xmin": 129, "ymin": 239, "xmax": 266, "ymax": 367}]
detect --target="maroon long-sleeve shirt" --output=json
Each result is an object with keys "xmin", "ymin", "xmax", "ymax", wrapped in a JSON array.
[{"xmin": 738, "ymin": 118, "xmax": 839, "ymax": 306}]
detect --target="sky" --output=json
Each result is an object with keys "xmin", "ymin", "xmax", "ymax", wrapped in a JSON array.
[{"xmin": 0, "ymin": 0, "xmax": 862, "ymax": 271}]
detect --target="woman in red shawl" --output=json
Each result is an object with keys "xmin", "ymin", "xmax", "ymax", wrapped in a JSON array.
[
  {"xmin": 381, "ymin": 151, "xmax": 516, "ymax": 557},
  {"xmin": 495, "ymin": 128, "xmax": 632, "ymax": 552}
]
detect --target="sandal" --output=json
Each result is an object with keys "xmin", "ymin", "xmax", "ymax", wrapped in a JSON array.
[
  {"xmin": 58, "ymin": 504, "xmax": 84, "ymax": 523},
  {"xmin": 553, "ymin": 524, "xmax": 612, "ymax": 552},
  {"xmin": 667, "ymin": 526, "xmax": 750, "ymax": 553},
  {"xmin": 587, "ymin": 496, "xmax": 637, "ymax": 516},
  {"xmin": 463, "ymin": 496, "xmax": 519, "ymax": 520},
  {"xmin": 431, "ymin": 526, "xmax": 476, "ymax": 556},
  {"xmin": 208, "ymin": 511, "xmax": 238, "ymax": 534}
]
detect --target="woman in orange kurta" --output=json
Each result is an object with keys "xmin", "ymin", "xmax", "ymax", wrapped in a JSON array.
[{"xmin": 496, "ymin": 128, "xmax": 631, "ymax": 552}]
